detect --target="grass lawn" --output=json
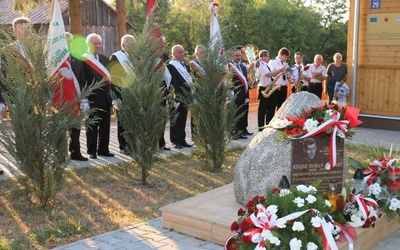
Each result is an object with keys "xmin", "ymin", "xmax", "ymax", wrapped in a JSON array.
[{"xmin": 0, "ymin": 144, "xmax": 391, "ymax": 249}]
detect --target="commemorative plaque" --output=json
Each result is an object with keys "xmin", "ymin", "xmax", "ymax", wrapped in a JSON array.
[{"xmin": 290, "ymin": 136, "xmax": 344, "ymax": 192}]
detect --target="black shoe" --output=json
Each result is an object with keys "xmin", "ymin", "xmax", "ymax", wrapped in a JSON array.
[
  {"xmin": 237, "ymin": 133, "xmax": 248, "ymax": 139},
  {"xmin": 245, "ymin": 130, "xmax": 254, "ymax": 135},
  {"xmin": 120, "ymin": 149, "xmax": 129, "ymax": 155},
  {"xmin": 71, "ymin": 154, "xmax": 89, "ymax": 161},
  {"xmin": 174, "ymin": 144, "xmax": 183, "ymax": 149},
  {"xmin": 161, "ymin": 146, "xmax": 171, "ymax": 150},
  {"xmin": 98, "ymin": 152, "xmax": 115, "ymax": 157},
  {"xmin": 88, "ymin": 154, "xmax": 97, "ymax": 159},
  {"xmin": 181, "ymin": 141, "xmax": 192, "ymax": 147}
]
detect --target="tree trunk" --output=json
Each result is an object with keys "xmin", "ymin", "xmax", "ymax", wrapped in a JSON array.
[
  {"xmin": 69, "ymin": 0, "xmax": 82, "ymax": 35},
  {"xmin": 116, "ymin": 0, "xmax": 127, "ymax": 48}
]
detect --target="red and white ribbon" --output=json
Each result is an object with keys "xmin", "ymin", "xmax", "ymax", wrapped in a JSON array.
[
  {"xmin": 294, "ymin": 111, "xmax": 349, "ymax": 170},
  {"xmin": 242, "ymin": 205, "xmax": 339, "ymax": 250},
  {"xmin": 349, "ymin": 194, "xmax": 379, "ymax": 227}
]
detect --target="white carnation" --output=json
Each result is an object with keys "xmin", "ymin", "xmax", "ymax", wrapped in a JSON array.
[
  {"xmin": 293, "ymin": 197, "xmax": 305, "ymax": 208},
  {"xmin": 267, "ymin": 205, "xmax": 278, "ymax": 215},
  {"xmin": 280, "ymin": 189, "xmax": 291, "ymax": 197},
  {"xmin": 307, "ymin": 242, "xmax": 318, "ymax": 250},
  {"xmin": 325, "ymin": 199, "xmax": 332, "ymax": 207},
  {"xmin": 272, "ymin": 118, "xmax": 293, "ymax": 129},
  {"xmin": 369, "ymin": 183, "xmax": 382, "ymax": 196},
  {"xmin": 296, "ymin": 185, "xmax": 308, "ymax": 193},
  {"xmin": 292, "ymin": 221, "xmax": 305, "ymax": 232},
  {"xmin": 290, "ymin": 238, "xmax": 302, "ymax": 250},
  {"xmin": 303, "ymin": 118, "xmax": 319, "ymax": 132},
  {"xmin": 276, "ymin": 218, "xmax": 287, "ymax": 228},
  {"xmin": 306, "ymin": 195, "xmax": 317, "ymax": 204},
  {"xmin": 311, "ymin": 216, "xmax": 323, "ymax": 228}
]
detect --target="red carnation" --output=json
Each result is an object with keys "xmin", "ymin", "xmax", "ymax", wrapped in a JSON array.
[
  {"xmin": 388, "ymin": 166, "xmax": 400, "ymax": 176},
  {"xmin": 259, "ymin": 196, "xmax": 266, "ymax": 203},
  {"xmin": 237, "ymin": 208, "xmax": 245, "ymax": 216},
  {"xmin": 252, "ymin": 196, "xmax": 260, "ymax": 203},
  {"xmin": 226, "ymin": 240, "xmax": 239, "ymax": 250},
  {"xmin": 241, "ymin": 234, "xmax": 251, "ymax": 243},
  {"xmin": 231, "ymin": 221, "xmax": 240, "ymax": 231},
  {"xmin": 272, "ymin": 187, "xmax": 281, "ymax": 194},
  {"xmin": 388, "ymin": 178, "xmax": 400, "ymax": 191},
  {"xmin": 239, "ymin": 220, "xmax": 250, "ymax": 232},
  {"xmin": 248, "ymin": 206, "xmax": 254, "ymax": 213},
  {"xmin": 246, "ymin": 200, "xmax": 254, "ymax": 208}
]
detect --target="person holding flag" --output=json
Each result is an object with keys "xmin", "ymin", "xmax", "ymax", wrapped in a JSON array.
[
  {"xmin": 47, "ymin": 0, "xmax": 89, "ymax": 161},
  {"xmin": 82, "ymin": 33, "xmax": 114, "ymax": 159}
]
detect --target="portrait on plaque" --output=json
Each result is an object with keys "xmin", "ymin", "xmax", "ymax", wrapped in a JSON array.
[{"xmin": 291, "ymin": 136, "xmax": 344, "ymax": 192}]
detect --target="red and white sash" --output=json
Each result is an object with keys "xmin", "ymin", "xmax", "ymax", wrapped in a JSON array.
[
  {"xmin": 169, "ymin": 59, "xmax": 192, "ymax": 84},
  {"xmin": 82, "ymin": 52, "xmax": 111, "ymax": 86},
  {"xmin": 164, "ymin": 65, "xmax": 172, "ymax": 89},
  {"xmin": 228, "ymin": 62, "xmax": 248, "ymax": 92},
  {"xmin": 189, "ymin": 60, "xmax": 205, "ymax": 76}
]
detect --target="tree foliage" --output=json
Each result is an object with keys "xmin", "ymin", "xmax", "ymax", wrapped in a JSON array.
[
  {"xmin": 0, "ymin": 28, "xmax": 98, "ymax": 206},
  {"xmin": 115, "ymin": 15, "xmax": 166, "ymax": 185},
  {"xmin": 190, "ymin": 43, "xmax": 237, "ymax": 172}
]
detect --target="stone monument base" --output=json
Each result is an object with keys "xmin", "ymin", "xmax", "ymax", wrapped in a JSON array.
[{"xmin": 160, "ymin": 183, "xmax": 400, "ymax": 249}]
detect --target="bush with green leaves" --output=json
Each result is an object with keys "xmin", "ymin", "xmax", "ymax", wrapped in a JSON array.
[
  {"xmin": 0, "ymin": 27, "xmax": 98, "ymax": 206},
  {"xmin": 116, "ymin": 17, "xmax": 168, "ymax": 185},
  {"xmin": 190, "ymin": 44, "xmax": 238, "ymax": 172}
]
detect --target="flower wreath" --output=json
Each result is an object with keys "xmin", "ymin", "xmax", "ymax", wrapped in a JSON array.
[
  {"xmin": 270, "ymin": 104, "xmax": 362, "ymax": 170},
  {"xmin": 226, "ymin": 184, "xmax": 357, "ymax": 250}
]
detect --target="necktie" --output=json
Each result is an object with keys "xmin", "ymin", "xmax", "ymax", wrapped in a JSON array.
[{"xmin": 281, "ymin": 61, "xmax": 286, "ymax": 80}]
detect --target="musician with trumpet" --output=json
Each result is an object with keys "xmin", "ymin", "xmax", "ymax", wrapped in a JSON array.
[{"xmin": 257, "ymin": 50, "xmax": 287, "ymax": 130}]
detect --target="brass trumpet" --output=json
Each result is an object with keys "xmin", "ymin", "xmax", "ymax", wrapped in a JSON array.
[{"xmin": 243, "ymin": 44, "xmax": 259, "ymax": 89}]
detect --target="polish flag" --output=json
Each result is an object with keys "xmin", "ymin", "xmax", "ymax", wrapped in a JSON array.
[{"xmin": 47, "ymin": 0, "xmax": 80, "ymax": 112}]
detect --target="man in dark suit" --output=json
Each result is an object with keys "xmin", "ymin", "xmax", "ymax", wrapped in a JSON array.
[
  {"xmin": 229, "ymin": 49, "xmax": 249, "ymax": 139},
  {"xmin": 82, "ymin": 33, "xmax": 114, "ymax": 159},
  {"xmin": 65, "ymin": 32, "xmax": 89, "ymax": 161},
  {"xmin": 167, "ymin": 45, "xmax": 193, "ymax": 149},
  {"xmin": 108, "ymin": 34, "xmax": 136, "ymax": 155}
]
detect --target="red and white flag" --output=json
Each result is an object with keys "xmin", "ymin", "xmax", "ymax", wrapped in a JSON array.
[
  {"xmin": 47, "ymin": 0, "xmax": 80, "ymax": 110},
  {"xmin": 210, "ymin": 3, "xmax": 224, "ymax": 55}
]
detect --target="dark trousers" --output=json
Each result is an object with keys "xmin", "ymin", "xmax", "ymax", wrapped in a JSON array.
[
  {"xmin": 170, "ymin": 103, "xmax": 188, "ymax": 145},
  {"xmin": 276, "ymin": 85, "xmax": 287, "ymax": 109},
  {"xmin": 69, "ymin": 127, "xmax": 81, "ymax": 157},
  {"xmin": 308, "ymin": 82, "xmax": 323, "ymax": 99},
  {"xmin": 159, "ymin": 102, "xmax": 167, "ymax": 147},
  {"xmin": 116, "ymin": 110, "xmax": 127, "ymax": 150},
  {"xmin": 86, "ymin": 108, "xmax": 111, "ymax": 155},
  {"xmin": 258, "ymin": 88, "xmax": 280, "ymax": 130},
  {"xmin": 234, "ymin": 99, "xmax": 248, "ymax": 133},
  {"xmin": 327, "ymin": 85, "xmax": 335, "ymax": 104}
]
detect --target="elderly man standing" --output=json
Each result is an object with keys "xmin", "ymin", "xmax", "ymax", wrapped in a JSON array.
[
  {"xmin": 325, "ymin": 53, "xmax": 347, "ymax": 104},
  {"xmin": 308, "ymin": 54, "xmax": 327, "ymax": 99},
  {"xmin": 167, "ymin": 45, "xmax": 193, "ymax": 149},
  {"xmin": 82, "ymin": 33, "xmax": 114, "ymax": 159},
  {"xmin": 108, "ymin": 34, "xmax": 136, "ymax": 155}
]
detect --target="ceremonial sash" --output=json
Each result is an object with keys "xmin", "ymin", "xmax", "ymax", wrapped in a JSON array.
[
  {"xmin": 112, "ymin": 50, "xmax": 134, "ymax": 77},
  {"xmin": 228, "ymin": 62, "xmax": 248, "ymax": 92},
  {"xmin": 169, "ymin": 59, "xmax": 192, "ymax": 84},
  {"xmin": 189, "ymin": 60, "xmax": 205, "ymax": 76},
  {"xmin": 82, "ymin": 52, "xmax": 111, "ymax": 86},
  {"xmin": 164, "ymin": 65, "xmax": 172, "ymax": 89}
]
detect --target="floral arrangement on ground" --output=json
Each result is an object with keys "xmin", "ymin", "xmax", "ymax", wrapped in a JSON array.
[
  {"xmin": 270, "ymin": 104, "xmax": 361, "ymax": 139},
  {"xmin": 348, "ymin": 154, "xmax": 400, "ymax": 222},
  {"xmin": 226, "ymin": 183, "xmax": 357, "ymax": 250},
  {"xmin": 226, "ymin": 153, "xmax": 400, "ymax": 250}
]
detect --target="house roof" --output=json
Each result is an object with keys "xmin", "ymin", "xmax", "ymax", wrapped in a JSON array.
[
  {"xmin": 0, "ymin": 0, "xmax": 133, "ymax": 28},
  {"xmin": 0, "ymin": 0, "xmax": 68, "ymax": 24}
]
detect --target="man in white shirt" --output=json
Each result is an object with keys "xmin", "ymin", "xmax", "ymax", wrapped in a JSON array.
[
  {"xmin": 257, "ymin": 50, "xmax": 285, "ymax": 130},
  {"xmin": 308, "ymin": 54, "xmax": 327, "ymax": 99}
]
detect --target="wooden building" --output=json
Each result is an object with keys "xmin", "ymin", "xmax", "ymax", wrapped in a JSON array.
[
  {"xmin": 347, "ymin": 0, "xmax": 400, "ymax": 130},
  {"xmin": 0, "ymin": 0, "xmax": 134, "ymax": 57}
]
